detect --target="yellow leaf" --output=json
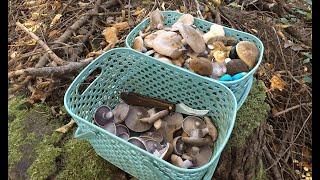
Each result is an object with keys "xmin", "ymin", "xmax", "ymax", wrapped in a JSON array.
[
  {"xmin": 25, "ymin": 39, "xmax": 37, "ymax": 45},
  {"xmin": 112, "ymin": 22, "xmax": 130, "ymax": 31},
  {"xmin": 10, "ymin": 51, "xmax": 19, "ymax": 59},
  {"xmin": 133, "ymin": 8, "xmax": 145, "ymax": 16},
  {"xmin": 55, "ymin": 119, "xmax": 76, "ymax": 133},
  {"xmin": 50, "ymin": 14, "xmax": 62, "ymax": 27},
  {"xmin": 23, "ymin": 20, "xmax": 41, "ymax": 32},
  {"xmin": 102, "ymin": 27, "xmax": 118, "ymax": 45},
  {"xmin": 270, "ymin": 74, "xmax": 286, "ymax": 91}
]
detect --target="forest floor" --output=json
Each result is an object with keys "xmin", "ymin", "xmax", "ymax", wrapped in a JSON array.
[{"xmin": 8, "ymin": 0, "xmax": 312, "ymax": 179}]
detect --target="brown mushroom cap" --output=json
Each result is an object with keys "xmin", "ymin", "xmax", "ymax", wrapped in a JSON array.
[
  {"xmin": 152, "ymin": 31, "xmax": 184, "ymax": 59},
  {"xmin": 128, "ymin": 137, "xmax": 147, "ymax": 150},
  {"xmin": 140, "ymin": 131, "xmax": 163, "ymax": 143},
  {"xmin": 144, "ymin": 30, "xmax": 167, "ymax": 48},
  {"xmin": 204, "ymin": 117, "xmax": 218, "ymax": 142},
  {"xmin": 177, "ymin": 24, "xmax": 206, "ymax": 53},
  {"xmin": 148, "ymin": 8, "xmax": 164, "ymax": 30},
  {"xmin": 173, "ymin": 136, "xmax": 186, "ymax": 156},
  {"xmin": 203, "ymin": 24, "xmax": 225, "ymax": 43},
  {"xmin": 125, "ymin": 106, "xmax": 152, "ymax": 132},
  {"xmin": 181, "ymin": 136, "xmax": 212, "ymax": 146},
  {"xmin": 187, "ymin": 56, "xmax": 213, "ymax": 76},
  {"xmin": 236, "ymin": 41, "xmax": 259, "ymax": 69},
  {"xmin": 94, "ymin": 105, "xmax": 114, "ymax": 127},
  {"xmin": 171, "ymin": 154, "xmax": 193, "ymax": 168},
  {"xmin": 145, "ymin": 139, "xmax": 162, "ymax": 153},
  {"xmin": 163, "ymin": 112, "xmax": 184, "ymax": 142},
  {"xmin": 133, "ymin": 36, "xmax": 147, "ymax": 52},
  {"xmin": 189, "ymin": 128, "xmax": 209, "ymax": 138},
  {"xmin": 112, "ymin": 102, "xmax": 130, "ymax": 124},
  {"xmin": 115, "ymin": 124, "xmax": 130, "ymax": 136},
  {"xmin": 194, "ymin": 145, "xmax": 213, "ymax": 167},
  {"xmin": 182, "ymin": 116, "xmax": 207, "ymax": 135},
  {"xmin": 171, "ymin": 14, "xmax": 194, "ymax": 31}
]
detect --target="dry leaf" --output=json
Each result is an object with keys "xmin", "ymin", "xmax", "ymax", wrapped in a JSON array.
[
  {"xmin": 102, "ymin": 27, "xmax": 118, "ymax": 45},
  {"xmin": 277, "ymin": 30, "xmax": 287, "ymax": 41},
  {"xmin": 48, "ymin": 29, "xmax": 60, "ymax": 38},
  {"xmin": 55, "ymin": 119, "xmax": 76, "ymax": 133},
  {"xmin": 50, "ymin": 14, "xmax": 62, "ymax": 27},
  {"xmin": 284, "ymin": 40, "xmax": 294, "ymax": 48},
  {"xmin": 23, "ymin": 21, "xmax": 41, "ymax": 32},
  {"xmin": 28, "ymin": 88, "xmax": 48, "ymax": 103},
  {"xmin": 25, "ymin": 39, "xmax": 37, "ymax": 45},
  {"xmin": 270, "ymin": 74, "xmax": 286, "ymax": 91},
  {"xmin": 78, "ymin": 2, "xmax": 90, "ymax": 7},
  {"xmin": 112, "ymin": 22, "xmax": 130, "ymax": 31},
  {"xmin": 10, "ymin": 51, "xmax": 18, "ymax": 59},
  {"xmin": 133, "ymin": 8, "xmax": 145, "ymax": 16},
  {"xmin": 290, "ymin": 44, "xmax": 304, "ymax": 51},
  {"xmin": 52, "ymin": 1, "xmax": 62, "ymax": 10}
]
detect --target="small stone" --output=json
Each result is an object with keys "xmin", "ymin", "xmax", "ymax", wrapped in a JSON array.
[
  {"xmin": 231, "ymin": 72, "xmax": 247, "ymax": 80},
  {"xmin": 219, "ymin": 74, "xmax": 232, "ymax": 81}
]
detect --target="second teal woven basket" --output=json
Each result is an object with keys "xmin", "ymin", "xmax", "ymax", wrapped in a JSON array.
[
  {"xmin": 125, "ymin": 11, "xmax": 264, "ymax": 110},
  {"xmin": 64, "ymin": 48, "xmax": 237, "ymax": 180}
]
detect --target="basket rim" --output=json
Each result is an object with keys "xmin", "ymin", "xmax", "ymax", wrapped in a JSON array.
[
  {"xmin": 125, "ymin": 10, "xmax": 265, "ymax": 84},
  {"xmin": 64, "ymin": 47, "xmax": 237, "ymax": 174}
]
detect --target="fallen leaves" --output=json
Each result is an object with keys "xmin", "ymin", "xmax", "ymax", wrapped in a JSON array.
[
  {"xmin": 55, "ymin": 119, "xmax": 76, "ymax": 133},
  {"xmin": 50, "ymin": 14, "xmax": 62, "ymax": 27},
  {"xmin": 270, "ymin": 74, "xmax": 286, "ymax": 91},
  {"xmin": 102, "ymin": 27, "xmax": 118, "ymax": 47},
  {"xmin": 23, "ymin": 21, "xmax": 42, "ymax": 32},
  {"xmin": 112, "ymin": 22, "xmax": 130, "ymax": 31}
]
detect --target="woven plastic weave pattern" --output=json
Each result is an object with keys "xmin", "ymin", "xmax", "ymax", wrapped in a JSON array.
[
  {"xmin": 125, "ymin": 11, "xmax": 264, "ymax": 110},
  {"xmin": 64, "ymin": 48, "xmax": 237, "ymax": 180}
]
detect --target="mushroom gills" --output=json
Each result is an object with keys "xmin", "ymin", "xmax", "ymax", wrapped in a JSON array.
[
  {"xmin": 128, "ymin": 137, "xmax": 147, "ymax": 150},
  {"xmin": 112, "ymin": 102, "xmax": 130, "ymax": 124},
  {"xmin": 94, "ymin": 105, "xmax": 114, "ymax": 127}
]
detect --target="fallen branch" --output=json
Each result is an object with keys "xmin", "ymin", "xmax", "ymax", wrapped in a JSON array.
[
  {"xmin": 195, "ymin": 0, "xmax": 204, "ymax": 19},
  {"xmin": 16, "ymin": 22, "xmax": 65, "ymax": 65},
  {"xmin": 9, "ymin": 58, "xmax": 93, "ymax": 78}
]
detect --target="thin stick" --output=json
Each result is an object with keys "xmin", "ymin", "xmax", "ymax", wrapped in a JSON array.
[
  {"xmin": 194, "ymin": 0, "xmax": 204, "ymax": 19},
  {"xmin": 273, "ymin": 103, "xmax": 312, "ymax": 117},
  {"xmin": 9, "ymin": 58, "xmax": 93, "ymax": 78},
  {"xmin": 16, "ymin": 22, "xmax": 65, "ymax": 65}
]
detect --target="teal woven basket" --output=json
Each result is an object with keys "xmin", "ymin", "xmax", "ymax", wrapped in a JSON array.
[
  {"xmin": 64, "ymin": 48, "xmax": 237, "ymax": 180},
  {"xmin": 125, "ymin": 11, "xmax": 264, "ymax": 110}
]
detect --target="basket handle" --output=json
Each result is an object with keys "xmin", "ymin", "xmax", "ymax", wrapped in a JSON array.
[{"xmin": 74, "ymin": 126, "xmax": 96, "ymax": 140}]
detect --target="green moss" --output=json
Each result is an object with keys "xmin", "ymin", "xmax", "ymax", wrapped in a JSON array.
[
  {"xmin": 228, "ymin": 79, "xmax": 270, "ymax": 148},
  {"xmin": 254, "ymin": 158, "xmax": 268, "ymax": 180},
  {"xmin": 57, "ymin": 139, "xmax": 118, "ymax": 180},
  {"xmin": 27, "ymin": 133, "xmax": 63, "ymax": 180}
]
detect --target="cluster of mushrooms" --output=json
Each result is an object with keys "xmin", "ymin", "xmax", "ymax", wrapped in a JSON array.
[
  {"xmin": 93, "ymin": 102, "xmax": 218, "ymax": 169},
  {"xmin": 132, "ymin": 9, "xmax": 260, "ymax": 81}
]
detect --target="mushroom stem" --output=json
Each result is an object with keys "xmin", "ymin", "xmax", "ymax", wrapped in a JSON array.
[
  {"xmin": 139, "ymin": 109, "xmax": 169, "ymax": 124},
  {"xmin": 204, "ymin": 116, "xmax": 218, "ymax": 141},
  {"xmin": 171, "ymin": 154, "xmax": 193, "ymax": 168}
]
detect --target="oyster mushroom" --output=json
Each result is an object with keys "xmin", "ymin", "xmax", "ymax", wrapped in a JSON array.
[
  {"xmin": 154, "ymin": 112, "xmax": 184, "ymax": 142},
  {"xmin": 186, "ymin": 56, "xmax": 213, "ymax": 76},
  {"xmin": 144, "ymin": 30, "xmax": 167, "ymax": 48},
  {"xmin": 177, "ymin": 24, "xmax": 206, "ymax": 53},
  {"xmin": 159, "ymin": 142, "xmax": 173, "ymax": 160},
  {"xmin": 146, "ymin": 8, "xmax": 164, "ymax": 32},
  {"xmin": 190, "ymin": 116, "xmax": 218, "ymax": 141},
  {"xmin": 139, "ymin": 108, "xmax": 169, "ymax": 124},
  {"xmin": 171, "ymin": 154, "xmax": 193, "ymax": 168},
  {"xmin": 171, "ymin": 55, "xmax": 186, "ymax": 67},
  {"xmin": 171, "ymin": 14, "xmax": 194, "ymax": 31},
  {"xmin": 94, "ymin": 105, "xmax": 114, "ymax": 127},
  {"xmin": 140, "ymin": 130, "xmax": 163, "ymax": 143},
  {"xmin": 172, "ymin": 136, "xmax": 186, "ymax": 156},
  {"xmin": 236, "ymin": 41, "xmax": 259, "ymax": 69},
  {"xmin": 115, "ymin": 124, "xmax": 130, "ymax": 136},
  {"xmin": 133, "ymin": 36, "xmax": 147, "ymax": 52},
  {"xmin": 203, "ymin": 24, "xmax": 225, "ymax": 43},
  {"xmin": 225, "ymin": 58, "xmax": 249, "ymax": 75},
  {"xmin": 112, "ymin": 102, "xmax": 130, "ymax": 124},
  {"xmin": 211, "ymin": 61, "xmax": 227, "ymax": 79},
  {"xmin": 152, "ymin": 31, "xmax": 184, "ymax": 59},
  {"xmin": 118, "ymin": 133, "xmax": 130, "ymax": 140},
  {"xmin": 128, "ymin": 137, "xmax": 147, "ymax": 150},
  {"xmin": 125, "ymin": 106, "xmax": 153, "ymax": 132},
  {"xmin": 102, "ymin": 122, "xmax": 116, "ymax": 134}
]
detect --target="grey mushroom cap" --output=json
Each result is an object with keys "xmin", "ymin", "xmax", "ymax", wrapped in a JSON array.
[
  {"xmin": 194, "ymin": 145, "xmax": 213, "ymax": 167},
  {"xmin": 115, "ymin": 124, "xmax": 130, "ymax": 136},
  {"xmin": 173, "ymin": 136, "xmax": 186, "ymax": 156},
  {"xmin": 152, "ymin": 31, "xmax": 184, "ymax": 59},
  {"xmin": 236, "ymin": 41, "xmax": 259, "ymax": 69},
  {"xmin": 145, "ymin": 139, "xmax": 162, "ymax": 153},
  {"xmin": 162, "ymin": 112, "xmax": 184, "ymax": 142},
  {"xmin": 128, "ymin": 137, "xmax": 147, "ymax": 150},
  {"xmin": 177, "ymin": 24, "xmax": 206, "ymax": 53},
  {"xmin": 102, "ymin": 122, "xmax": 116, "ymax": 134},
  {"xmin": 182, "ymin": 116, "xmax": 207, "ymax": 135},
  {"xmin": 112, "ymin": 102, "xmax": 130, "ymax": 124},
  {"xmin": 125, "ymin": 106, "xmax": 153, "ymax": 132},
  {"xmin": 140, "ymin": 130, "xmax": 163, "ymax": 143},
  {"xmin": 94, "ymin": 105, "xmax": 114, "ymax": 127},
  {"xmin": 118, "ymin": 132, "xmax": 130, "ymax": 140}
]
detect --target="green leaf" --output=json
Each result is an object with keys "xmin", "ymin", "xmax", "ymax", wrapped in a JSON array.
[
  {"xmin": 306, "ymin": 12, "xmax": 312, "ymax": 21},
  {"xmin": 228, "ymin": 2, "xmax": 242, "ymax": 8},
  {"xmin": 303, "ymin": 76, "xmax": 312, "ymax": 84},
  {"xmin": 295, "ymin": 9, "xmax": 308, "ymax": 15},
  {"xmin": 302, "ymin": 52, "xmax": 312, "ymax": 59},
  {"xmin": 280, "ymin": 18, "xmax": 289, "ymax": 24},
  {"xmin": 303, "ymin": 58, "xmax": 310, "ymax": 64}
]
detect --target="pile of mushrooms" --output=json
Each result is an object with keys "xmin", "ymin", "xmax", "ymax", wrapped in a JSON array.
[
  {"xmin": 132, "ymin": 9, "xmax": 260, "ymax": 81},
  {"xmin": 93, "ymin": 102, "xmax": 218, "ymax": 169}
]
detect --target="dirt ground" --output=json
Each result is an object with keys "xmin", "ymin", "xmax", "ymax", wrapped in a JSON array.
[{"xmin": 8, "ymin": 0, "xmax": 312, "ymax": 179}]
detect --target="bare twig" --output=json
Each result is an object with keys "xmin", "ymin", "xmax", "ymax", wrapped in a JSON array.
[
  {"xmin": 9, "ymin": 58, "xmax": 93, "ymax": 78},
  {"xmin": 16, "ymin": 22, "xmax": 65, "ymax": 65},
  {"xmin": 273, "ymin": 103, "xmax": 312, "ymax": 117},
  {"xmin": 195, "ymin": 0, "xmax": 204, "ymax": 19}
]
